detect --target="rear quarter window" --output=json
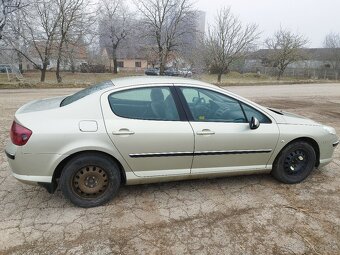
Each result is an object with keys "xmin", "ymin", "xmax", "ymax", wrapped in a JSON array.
[
  {"xmin": 60, "ymin": 80, "xmax": 113, "ymax": 106},
  {"xmin": 108, "ymin": 87, "xmax": 180, "ymax": 121}
]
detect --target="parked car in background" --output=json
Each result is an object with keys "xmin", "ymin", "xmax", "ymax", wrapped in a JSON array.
[
  {"xmin": 145, "ymin": 67, "xmax": 160, "ymax": 76},
  {"xmin": 179, "ymin": 68, "xmax": 192, "ymax": 77},
  {"xmin": 164, "ymin": 68, "xmax": 180, "ymax": 76},
  {"xmin": 0, "ymin": 64, "xmax": 13, "ymax": 73},
  {"xmin": 5, "ymin": 76, "xmax": 339, "ymax": 207}
]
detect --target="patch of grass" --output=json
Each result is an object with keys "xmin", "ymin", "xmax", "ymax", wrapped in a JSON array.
[
  {"xmin": 0, "ymin": 71, "xmax": 142, "ymax": 89},
  {"xmin": 0, "ymin": 71, "xmax": 338, "ymax": 89},
  {"xmin": 197, "ymin": 72, "xmax": 338, "ymax": 86}
]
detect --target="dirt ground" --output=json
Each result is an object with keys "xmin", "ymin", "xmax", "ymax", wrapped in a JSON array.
[{"xmin": 0, "ymin": 83, "xmax": 339, "ymax": 255}]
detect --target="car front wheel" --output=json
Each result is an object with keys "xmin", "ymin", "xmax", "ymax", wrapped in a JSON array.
[
  {"xmin": 272, "ymin": 141, "xmax": 316, "ymax": 184},
  {"xmin": 60, "ymin": 153, "xmax": 121, "ymax": 207}
]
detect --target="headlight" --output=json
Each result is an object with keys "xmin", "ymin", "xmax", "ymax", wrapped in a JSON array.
[{"xmin": 323, "ymin": 125, "xmax": 336, "ymax": 135}]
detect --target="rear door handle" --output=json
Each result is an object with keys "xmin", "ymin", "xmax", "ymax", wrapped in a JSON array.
[
  {"xmin": 112, "ymin": 128, "xmax": 135, "ymax": 135},
  {"xmin": 196, "ymin": 129, "xmax": 215, "ymax": 135}
]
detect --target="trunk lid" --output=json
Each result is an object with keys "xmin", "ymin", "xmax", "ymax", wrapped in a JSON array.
[{"xmin": 16, "ymin": 96, "xmax": 65, "ymax": 114}]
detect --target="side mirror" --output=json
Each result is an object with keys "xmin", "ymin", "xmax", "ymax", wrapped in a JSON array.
[{"xmin": 249, "ymin": 116, "xmax": 260, "ymax": 130}]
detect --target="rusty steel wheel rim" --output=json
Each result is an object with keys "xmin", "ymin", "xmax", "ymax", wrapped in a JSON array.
[{"xmin": 72, "ymin": 166, "xmax": 109, "ymax": 198}]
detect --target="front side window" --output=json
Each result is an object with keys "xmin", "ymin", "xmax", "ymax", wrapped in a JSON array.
[
  {"xmin": 180, "ymin": 87, "xmax": 246, "ymax": 123},
  {"xmin": 241, "ymin": 103, "xmax": 271, "ymax": 123},
  {"xmin": 108, "ymin": 87, "xmax": 180, "ymax": 121}
]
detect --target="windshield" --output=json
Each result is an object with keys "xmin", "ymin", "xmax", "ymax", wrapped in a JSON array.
[{"xmin": 60, "ymin": 80, "xmax": 113, "ymax": 107}]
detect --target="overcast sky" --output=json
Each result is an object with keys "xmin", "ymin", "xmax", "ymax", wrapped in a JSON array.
[{"xmin": 195, "ymin": 0, "xmax": 340, "ymax": 48}]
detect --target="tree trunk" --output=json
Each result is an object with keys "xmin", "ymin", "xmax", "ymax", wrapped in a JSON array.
[
  {"xmin": 112, "ymin": 47, "xmax": 118, "ymax": 74},
  {"xmin": 17, "ymin": 52, "xmax": 23, "ymax": 74},
  {"xmin": 41, "ymin": 66, "xmax": 47, "ymax": 82},
  {"xmin": 158, "ymin": 50, "xmax": 169, "ymax": 76},
  {"xmin": 70, "ymin": 56, "xmax": 75, "ymax": 73},
  {"xmin": 277, "ymin": 69, "xmax": 284, "ymax": 80},
  {"xmin": 113, "ymin": 58, "xmax": 118, "ymax": 74},
  {"xmin": 159, "ymin": 62, "xmax": 165, "ymax": 75},
  {"xmin": 56, "ymin": 57, "xmax": 62, "ymax": 83},
  {"xmin": 217, "ymin": 72, "xmax": 222, "ymax": 83},
  {"xmin": 56, "ymin": 40, "xmax": 64, "ymax": 83}
]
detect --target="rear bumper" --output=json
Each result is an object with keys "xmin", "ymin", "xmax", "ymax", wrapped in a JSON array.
[
  {"xmin": 5, "ymin": 150, "xmax": 15, "ymax": 160},
  {"xmin": 12, "ymin": 172, "xmax": 52, "ymax": 183},
  {"xmin": 5, "ymin": 144, "xmax": 54, "ymax": 184}
]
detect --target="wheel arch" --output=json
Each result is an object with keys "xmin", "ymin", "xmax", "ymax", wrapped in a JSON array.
[
  {"xmin": 274, "ymin": 137, "xmax": 320, "ymax": 168},
  {"xmin": 53, "ymin": 150, "xmax": 127, "ymax": 190}
]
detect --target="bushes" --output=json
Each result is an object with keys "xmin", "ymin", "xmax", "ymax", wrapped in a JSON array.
[{"xmin": 80, "ymin": 63, "xmax": 106, "ymax": 73}]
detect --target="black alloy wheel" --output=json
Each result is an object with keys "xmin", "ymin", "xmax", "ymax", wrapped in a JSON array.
[{"xmin": 272, "ymin": 141, "xmax": 316, "ymax": 184}]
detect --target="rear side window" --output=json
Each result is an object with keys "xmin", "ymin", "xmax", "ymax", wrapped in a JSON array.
[
  {"xmin": 60, "ymin": 80, "xmax": 113, "ymax": 106},
  {"xmin": 108, "ymin": 87, "xmax": 180, "ymax": 121}
]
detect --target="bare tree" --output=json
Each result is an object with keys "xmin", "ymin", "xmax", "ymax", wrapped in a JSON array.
[
  {"xmin": 134, "ymin": 0, "xmax": 195, "ymax": 75},
  {"xmin": 265, "ymin": 28, "xmax": 308, "ymax": 80},
  {"xmin": 55, "ymin": 0, "xmax": 88, "ymax": 83},
  {"xmin": 323, "ymin": 32, "xmax": 340, "ymax": 80},
  {"xmin": 203, "ymin": 7, "xmax": 259, "ymax": 82},
  {"xmin": 4, "ymin": 0, "xmax": 61, "ymax": 82},
  {"xmin": 99, "ymin": 0, "xmax": 131, "ymax": 74},
  {"xmin": 0, "ymin": 0, "xmax": 26, "ymax": 40},
  {"xmin": 4, "ymin": 9, "xmax": 24, "ymax": 72}
]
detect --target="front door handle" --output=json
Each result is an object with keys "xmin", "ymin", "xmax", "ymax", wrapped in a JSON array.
[
  {"xmin": 112, "ymin": 128, "xmax": 135, "ymax": 135},
  {"xmin": 196, "ymin": 129, "xmax": 215, "ymax": 135}
]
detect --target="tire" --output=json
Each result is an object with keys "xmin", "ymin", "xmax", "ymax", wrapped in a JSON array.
[
  {"xmin": 271, "ymin": 141, "xmax": 316, "ymax": 184},
  {"xmin": 60, "ymin": 153, "xmax": 121, "ymax": 207}
]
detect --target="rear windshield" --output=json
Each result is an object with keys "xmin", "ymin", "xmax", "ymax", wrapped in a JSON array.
[{"xmin": 60, "ymin": 80, "xmax": 113, "ymax": 107}]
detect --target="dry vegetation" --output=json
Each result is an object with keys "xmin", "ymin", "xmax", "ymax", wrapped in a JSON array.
[
  {"xmin": 0, "ymin": 84, "xmax": 339, "ymax": 254},
  {"xmin": 0, "ymin": 71, "xmax": 337, "ymax": 89}
]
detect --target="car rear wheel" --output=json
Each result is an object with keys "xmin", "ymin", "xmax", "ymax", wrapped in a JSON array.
[
  {"xmin": 60, "ymin": 153, "xmax": 121, "ymax": 207},
  {"xmin": 272, "ymin": 141, "xmax": 316, "ymax": 184}
]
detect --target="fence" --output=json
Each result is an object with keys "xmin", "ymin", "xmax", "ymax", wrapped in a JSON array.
[{"xmin": 239, "ymin": 66, "xmax": 339, "ymax": 80}]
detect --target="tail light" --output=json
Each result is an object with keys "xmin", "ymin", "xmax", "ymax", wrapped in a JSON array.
[{"xmin": 10, "ymin": 121, "xmax": 32, "ymax": 146}]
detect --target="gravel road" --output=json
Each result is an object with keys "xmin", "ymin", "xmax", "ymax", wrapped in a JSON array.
[{"xmin": 0, "ymin": 83, "xmax": 339, "ymax": 254}]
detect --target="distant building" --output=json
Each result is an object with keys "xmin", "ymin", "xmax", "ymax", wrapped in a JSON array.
[
  {"xmin": 1, "ymin": 42, "xmax": 88, "ymax": 71},
  {"xmin": 195, "ymin": 11, "xmax": 206, "ymax": 40},
  {"xmin": 101, "ymin": 47, "xmax": 148, "ymax": 72},
  {"xmin": 99, "ymin": 10, "xmax": 206, "ymax": 70},
  {"xmin": 167, "ymin": 10, "xmax": 206, "ymax": 68}
]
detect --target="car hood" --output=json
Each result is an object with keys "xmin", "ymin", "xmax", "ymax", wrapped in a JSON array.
[
  {"xmin": 269, "ymin": 108, "xmax": 320, "ymax": 126},
  {"xmin": 16, "ymin": 96, "xmax": 65, "ymax": 114}
]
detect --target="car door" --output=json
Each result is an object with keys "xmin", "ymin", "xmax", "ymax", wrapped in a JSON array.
[
  {"xmin": 101, "ymin": 85, "xmax": 194, "ymax": 177},
  {"xmin": 176, "ymin": 85, "xmax": 280, "ymax": 174}
]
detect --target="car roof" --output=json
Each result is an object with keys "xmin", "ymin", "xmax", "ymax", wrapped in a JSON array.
[{"xmin": 110, "ymin": 76, "xmax": 216, "ymax": 89}]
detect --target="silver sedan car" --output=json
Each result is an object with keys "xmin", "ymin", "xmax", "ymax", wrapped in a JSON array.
[{"xmin": 5, "ymin": 77, "xmax": 339, "ymax": 207}]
